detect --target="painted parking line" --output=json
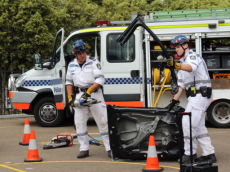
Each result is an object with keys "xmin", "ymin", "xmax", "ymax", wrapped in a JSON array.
[
  {"xmin": 0, "ymin": 164, "xmax": 26, "ymax": 172},
  {"xmin": 5, "ymin": 161, "xmax": 180, "ymax": 171}
]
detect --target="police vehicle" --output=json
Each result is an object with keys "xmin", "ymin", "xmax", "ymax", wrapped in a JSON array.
[{"xmin": 8, "ymin": 8, "xmax": 230, "ymax": 130}]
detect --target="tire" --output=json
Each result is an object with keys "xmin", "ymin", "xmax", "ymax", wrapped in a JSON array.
[
  {"xmin": 34, "ymin": 97, "xmax": 65, "ymax": 127},
  {"xmin": 207, "ymin": 100, "xmax": 230, "ymax": 128}
]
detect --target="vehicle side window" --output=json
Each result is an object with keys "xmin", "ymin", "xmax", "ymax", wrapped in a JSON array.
[
  {"xmin": 64, "ymin": 40, "xmax": 76, "ymax": 56},
  {"xmin": 51, "ymin": 31, "xmax": 62, "ymax": 67},
  {"xmin": 107, "ymin": 34, "xmax": 135, "ymax": 62}
]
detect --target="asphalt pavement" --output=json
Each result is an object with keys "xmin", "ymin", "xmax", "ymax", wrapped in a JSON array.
[
  {"xmin": 0, "ymin": 116, "xmax": 229, "ymax": 172},
  {"xmin": 0, "ymin": 114, "xmax": 33, "ymax": 119}
]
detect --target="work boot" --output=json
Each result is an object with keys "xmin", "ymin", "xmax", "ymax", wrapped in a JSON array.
[
  {"xmin": 195, "ymin": 153, "xmax": 217, "ymax": 163},
  {"xmin": 108, "ymin": 150, "xmax": 111, "ymax": 158},
  {"xmin": 77, "ymin": 150, "xmax": 89, "ymax": 158},
  {"xmin": 179, "ymin": 154, "xmax": 197, "ymax": 164}
]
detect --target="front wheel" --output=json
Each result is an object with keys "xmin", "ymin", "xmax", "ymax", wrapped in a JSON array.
[
  {"xmin": 34, "ymin": 97, "xmax": 65, "ymax": 127},
  {"xmin": 207, "ymin": 100, "xmax": 230, "ymax": 128}
]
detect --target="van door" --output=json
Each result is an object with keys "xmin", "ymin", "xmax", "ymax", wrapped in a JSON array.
[
  {"xmin": 102, "ymin": 31, "xmax": 143, "ymax": 107},
  {"xmin": 51, "ymin": 28, "xmax": 65, "ymax": 110}
]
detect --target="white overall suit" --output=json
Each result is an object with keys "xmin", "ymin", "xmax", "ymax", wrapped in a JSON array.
[
  {"xmin": 65, "ymin": 56, "xmax": 110, "ymax": 152},
  {"xmin": 178, "ymin": 50, "xmax": 215, "ymax": 156}
]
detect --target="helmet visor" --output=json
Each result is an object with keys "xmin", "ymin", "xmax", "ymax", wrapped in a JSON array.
[
  {"xmin": 171, "ymin": 39, "xmax": 181, "ymax": 45},
  {"xmin": 73, "ymin": 44, "xmax": 86, "ymax": 53}
]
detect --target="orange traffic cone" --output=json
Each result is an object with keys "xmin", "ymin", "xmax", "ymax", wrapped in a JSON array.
[
  {"xmin": 24, "ymin": 130, "xmax": 43, "ymax": 162},
  {"xmin": 19, "ymin": 118, "xmax": 31, "ymax": 146},
  {"xmin": 142, "ymin": 135, "xmax": 163, "ymax": 172}
]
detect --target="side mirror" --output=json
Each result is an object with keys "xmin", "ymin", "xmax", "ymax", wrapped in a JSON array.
[{"xmin": 33, "ymin": 53, "xmax": 43, "ymax": 70}]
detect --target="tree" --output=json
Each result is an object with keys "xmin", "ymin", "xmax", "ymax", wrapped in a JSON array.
[
  {"xmin": 16, "ymin": 0, "xmax": 68, "ymax": 68},
  {"xmin": 63, "ymin": 0, "xmax": 99, "ymax": 36},
  {"xmin": 97, "ymin": 0, "xmax": 148, "ymax": 22},
  {"xmin": 90, "ymin": 0, "xmax": 103, "ymax": 5},
  {"xmin": 187, "ymin": 0, "xmax": 230, "ymax": 9},
  {"xmin": 0, "ymin": 0, "xmax": 20, "ymax": 115},
  {"xmin": 0, "ymin": 0, "xmax": 67, "ymax": 114}
]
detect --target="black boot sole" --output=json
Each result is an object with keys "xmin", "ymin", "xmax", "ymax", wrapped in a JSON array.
[
  {"xmin": 77, "ymin": 154, "xmax": 89, "ymax": 158},
  {"xmin": 195, "ymin": 159, "xmax": 217, "ymax": 163}
]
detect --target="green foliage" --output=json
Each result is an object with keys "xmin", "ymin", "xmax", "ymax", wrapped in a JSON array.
[
  {"xmin": 1, "ymin": 0, "xmax": 230, "ymax": 72},
  {"xmin": 90, "ymin": 0, "xmax": 103, "ymax": 5},
  {"xmin": 187, "ymin": 0, "xmax": 230, "ymax": 9},
  {"xmin": 0, "ymin": 0, "xmax": 67, "ymax": 72},
  {"xmin": 97, "ymin": 0, "xmax": 148, "ymax": 21},
  {"xmin": 63, "ymin": 0, "xmax": 99, "ymax": 35}
]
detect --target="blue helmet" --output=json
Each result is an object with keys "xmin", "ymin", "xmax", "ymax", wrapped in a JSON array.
[
  {"xmin": 73, "ymin": 40, "xmax": 87, "ymax": 53},
  {"xmin": 171, "ymin": 35, "xmax": 189, "ymax": 46}
]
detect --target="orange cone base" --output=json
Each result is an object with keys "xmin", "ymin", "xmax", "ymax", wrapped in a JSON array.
[
  {"xmin": 19, "ymin": 142, "xmax": 29, "ymax": 146},
  {"xmin": 24, "ymin": 149, "xmax": 43, "ymax": 162},
  {"xmin": 142, "ymin": 167, "xmax": 164, "ymax": 172},
  {"xmin": 19, "ymin": 132, "xmax": 30, "ymax": 146},
  {"xmin": 24, "ymin": 158, "xmax": 43, "ymax": 162}
]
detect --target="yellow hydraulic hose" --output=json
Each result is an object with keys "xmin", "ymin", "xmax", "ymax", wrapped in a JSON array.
[
  {"xmin": 152, "ymin": 68, "xmax": 171, "ymax": 108},
  {"xmin": 152, "ymin": 68, "xmax": 159, "ymax": 107},
  {"xmin": 88, "ymin": 134, "xmax": 104, "ymax": 147}
]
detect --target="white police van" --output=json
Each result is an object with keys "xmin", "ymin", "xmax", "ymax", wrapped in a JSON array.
[{"xmin": 8, "ymin": 8, "xmax": 230, "ymax": 128}]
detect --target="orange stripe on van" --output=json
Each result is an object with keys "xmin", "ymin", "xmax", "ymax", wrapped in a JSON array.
[
  {"xmin": 105, "ymin": 101, "xmax": 143, "ymax": 107},
  {"xmin": 9, "ymin": 91, "xmax": 13, "ymax": 99},
  {"xmin": 56, "ymin": 102, "xmax": 64, "ymax": 110},
  {"xmin": 13, "ymin": 103, "xmax": 30, "ymax": 109}
]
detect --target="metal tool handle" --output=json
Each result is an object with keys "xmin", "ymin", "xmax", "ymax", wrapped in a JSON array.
[
  {"xmin": 116, "ymin": 15, "xmax": 178, "ymax": 95},
  {"xmin": 176, "ymin": 112, "xmax": 192, "ymax": 170}
]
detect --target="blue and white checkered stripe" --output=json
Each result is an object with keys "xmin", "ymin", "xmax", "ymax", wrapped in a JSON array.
[
  {"xmin": 50, "ymin": 78, "xmax": 62, "ymax": 85},
  {"xmin": 104, "ymin": 78, "xmax": 143, "ymax": 85},
  {"xmin": 22, "ymin": 78, "xmax": 62, "ymax": 87},
  {"xmin": 147, "ymin": 78, "xmax": 151, "ymax": 84}
]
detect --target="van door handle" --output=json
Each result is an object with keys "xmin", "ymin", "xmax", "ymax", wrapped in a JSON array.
[
  {"xmin": 59, "ymin": 70, "xmax": 62, "ymax": 78},
  {"xmin": 131, "ymin": 70, "xmax": 139, "ymax": 78}
]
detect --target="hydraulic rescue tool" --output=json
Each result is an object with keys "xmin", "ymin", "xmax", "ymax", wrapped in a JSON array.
[
  {"xmin": 73, "ymin": 95, "xmax": 101, "ymax": 108},
  {"xmin": 43, "ymin": 134, "xmax": 76, "ymax": 149},
  {"xmin": 116, "ymin": 14, "xmax": 179, "ymax": 95}
]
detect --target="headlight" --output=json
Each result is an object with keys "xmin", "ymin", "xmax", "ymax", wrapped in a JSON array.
[{"xmin": 15, "ymin": 74, "xmax": 27, "ymax": 88}]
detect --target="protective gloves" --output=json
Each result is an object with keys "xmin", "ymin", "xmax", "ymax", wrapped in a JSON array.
[
  {"xmin": 167, "ymin": 58, "xmax": 181, "ymax": 70},
  {"xmin": 166, "ymin": 99, "xmax": 180, "ymax": 111},
  {"xmin": 82, "ymin": 87, "xmax": 95, "ymax": 99},
  {"xmin": 67, "ymin": 94, "xmax": 75, "ymax": 107}
]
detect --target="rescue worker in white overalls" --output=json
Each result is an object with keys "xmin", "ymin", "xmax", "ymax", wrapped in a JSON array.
[
  {"xmin": 166, "ymin": 35, "xmax": 217, "ymax": 164},
  {"xmin": 65, "ymin": 40, "xmax": 111, "ymax": 158}
]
